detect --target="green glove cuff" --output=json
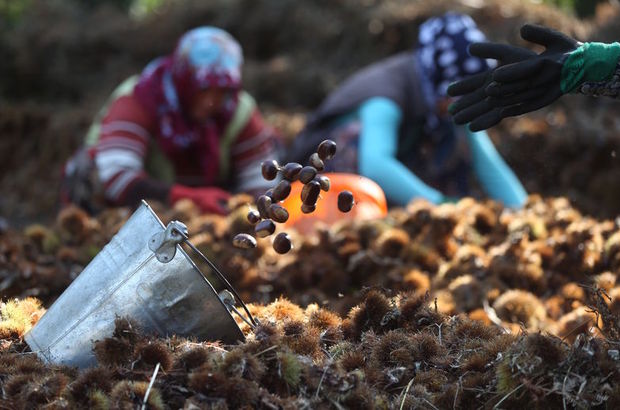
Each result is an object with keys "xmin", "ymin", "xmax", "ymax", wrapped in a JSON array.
[{"xmin": 561, "ymin": 42, "xmax": 620, "ymax": 93}]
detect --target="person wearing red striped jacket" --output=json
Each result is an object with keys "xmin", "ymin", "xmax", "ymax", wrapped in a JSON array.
[{"xmin": 62, "ymin": 26, "xmax": 281, "ymax": 215}]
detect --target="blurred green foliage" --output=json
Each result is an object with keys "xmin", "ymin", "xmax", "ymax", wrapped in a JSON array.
[
  {"xmin": 129, "ymin": 0, "xmax": 165, "ymax": 19},
  {"xmin": 0, "ymin": 0, "xmax": 165, "ymax": 24},
  {"xmin": 81, "ymin": 0, "xmax": 134, "ymax": 11},
  {"xmin": 0, "ymin": 0, "xmax": 31, "ymax": 24},
  {"xmin": 542, "ymin": 0, "xmax": 609, "ymax": 17},
  {"xmin": 0, "ymin": 0, "xmax": 610, "ymax": 25}
]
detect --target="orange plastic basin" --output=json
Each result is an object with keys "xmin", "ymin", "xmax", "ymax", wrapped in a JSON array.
[{"xmin": 281, "ymin": 173, "xmax": 387, "ymax": 233}]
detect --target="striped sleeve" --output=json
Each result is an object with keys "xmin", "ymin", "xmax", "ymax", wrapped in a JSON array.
[
  {"xmin": 93, "ymin": 94, "xmax": 154, "ymax": 205},
  {"xmin": 230, "ymin": 108, "xmax": 282, "ymax": 193}
]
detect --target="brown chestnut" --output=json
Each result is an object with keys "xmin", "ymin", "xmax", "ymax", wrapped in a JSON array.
[
  {"xmin": 317, "ymin": 139, "xmax": 337, "ymax": 161},
  {"xmin": 337, "ymin": 190, "xmax": 355, "ymax": 212},
  {"xmin": 301, "ymin": 180, "xmax": 321, "ymax": 205},
  {"xmin": 232, "ymin": 233, "xmax": 257, "ymax": 249},
  {"xmin": 299, "ymin": 166, "xmax": 317, "ymax": 184},
  {"xmin": 301, "ymin": 203, "xmax": 316, "ymax": 214},
  {"xmin": 255, "ymin": 219, "xmax": 276, "ymax": 238},
  {"xmin": 281, "ymin": 162, "xmax": 303, "ymax": 181},
  {"xmin": 257, "ymin": 195, "xmax": 272, "ymax": 219},
  {"xmin": 314, "ymin": 175, "xmax": 330, "ymax": 192},
  {"xmin": 273, "ymin": 232, "xmax": 292, "ymax": 254},
  {"xmin": 309, "ymin": 153, "xmax": 324, "ymax": 171},
  {"xmin": 272, "ymin": 180, "xmax": 292, "ymax": 202},
  {"xmin": 261, "ymin": 160, "xmax": 279, "ymax": 180},
  {"xmin": 247, "ymin": 209, "xmax": 261, "ymax": 225},
  {"xmin": 268, "ymin": 204, "xmax": 289, "ymax": 223}
]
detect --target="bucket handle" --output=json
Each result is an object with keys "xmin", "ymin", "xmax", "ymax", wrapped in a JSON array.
[
  {"xmin": 149, "ymin": 221, "xmax": 258, "ymax": 329},
  {"xmin": 173, "ymin": 226, "xmax": 258, "ymax": 329}
]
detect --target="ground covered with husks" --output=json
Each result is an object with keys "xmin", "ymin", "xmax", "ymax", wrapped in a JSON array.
[{"xmin": 2, "ymin": 196, "xmax": 620, "ymax": 409}]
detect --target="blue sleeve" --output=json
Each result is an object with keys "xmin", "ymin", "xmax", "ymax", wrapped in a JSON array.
[
  {"xmin": 358, "ymin": 97, "xmax": 444, "ymax": 206},
  {"xmin": 465, "ymin": 128, "xmax": 527, "ymax": 208}
]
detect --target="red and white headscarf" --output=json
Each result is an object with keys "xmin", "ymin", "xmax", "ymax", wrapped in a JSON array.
[
  {"xmin": 133, "ymin": 26, "xmax": 244, "ymax": 184},
  {"xmin": 171, "ymin": 26, "xmax": 243, "ymax": 109}
]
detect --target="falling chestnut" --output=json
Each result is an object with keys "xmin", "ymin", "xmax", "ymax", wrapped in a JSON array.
[
  {"xmin": 281, "ymin": 162, "xmax": 303, "ymax": 181},
  {"xmin": 257, "ymin": 195, "xmax": 272, "ymax": 219},
  {"xmin": 317, "ymin": 139, "xmax": 337, "ymax": 161},
  {"xmin": 247, "ymin": 209, "xmax": 261, "ymax": 225},
  {"xmin": 338, "ymin": 190, "xmax": 355, "ymax": 212},
  {"xmin": 268, "ymin": 204, "xmax": 289, "ymax": 223},
  {"xmin": 314, "ymin": 175, "xmax": 330, "ymax": 192},
  {"xmin": 299, "ymin": 166, "xmax": 317, "ymax": 184},
  {"xmin": 301, "ymin": 180, "xmax": 321, "ymax": 205},
  {"xmin": 261, "ymin": 160, "xmax": 279, "ymax": 181},
  {"xmin": 273, "ymin": 232, "xmax": 292, "ymax": 254},
  {"xmin": 301, "ymin": 203, "xmax": 316, "ymax": 214},
  {"xmin": 255, "ymin": 219, "xmax": 276, "ymax": 238},
  {"xmin": 272, "ymin": 180, "xmax": 292, "ymax": 202},
  {"xmin": 232, "ymin": 233, "xmax": 257, "ymax": 249},
  {"xmin": 309, "ymin": 153, "xmax": 324, "ymax": 171}
]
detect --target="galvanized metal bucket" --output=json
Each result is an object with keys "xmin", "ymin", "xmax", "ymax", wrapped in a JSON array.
[{"xmin": 25, "ymin": 201, "xmax": 248, "ymax": 368}]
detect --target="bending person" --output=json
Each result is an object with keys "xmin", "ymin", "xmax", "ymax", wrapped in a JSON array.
[
  {"xmin": 288, "ymin": 13, "xmax": 527, "ymax": 208},
  {"xmin": 62, "ymin": 27, "xmax": 281, "ymax": 214}
]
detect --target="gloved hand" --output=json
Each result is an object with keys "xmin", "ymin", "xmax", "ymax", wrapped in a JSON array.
[
  {"xmin": 450, "ymin": 24, "xmax": 620, "ymax": 131},
  {"xmin": 453, "ymin": 24, "xmax": 580, "ymax": 131},
  {"xmin": 447, "ymin": 41, "xmax": 538, "ymax": 130},
  {"xmin": 169, "ymin": 184, "xmax": 231, "ymax": 215}
]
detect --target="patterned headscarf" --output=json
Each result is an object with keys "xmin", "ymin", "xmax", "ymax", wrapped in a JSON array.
[
  {"xmin": 416, "ymin": 13, "xmax": 492, "ymax": 99},
  {"xmin": 171, "ymin": 26, "xmax": 243, "ymax": 109},
  {"xmin": 133, "ymin": 26, "xmax": 244, "ymax": 185}
]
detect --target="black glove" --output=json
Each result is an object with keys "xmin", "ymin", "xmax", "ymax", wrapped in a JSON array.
[
  {"xmin": 449, "ymin": 24, "xmax": 580, "ymax": 131},
  {"xmin": 447, "ymin": 42, "xmax": 537, "ymax": 130}
]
